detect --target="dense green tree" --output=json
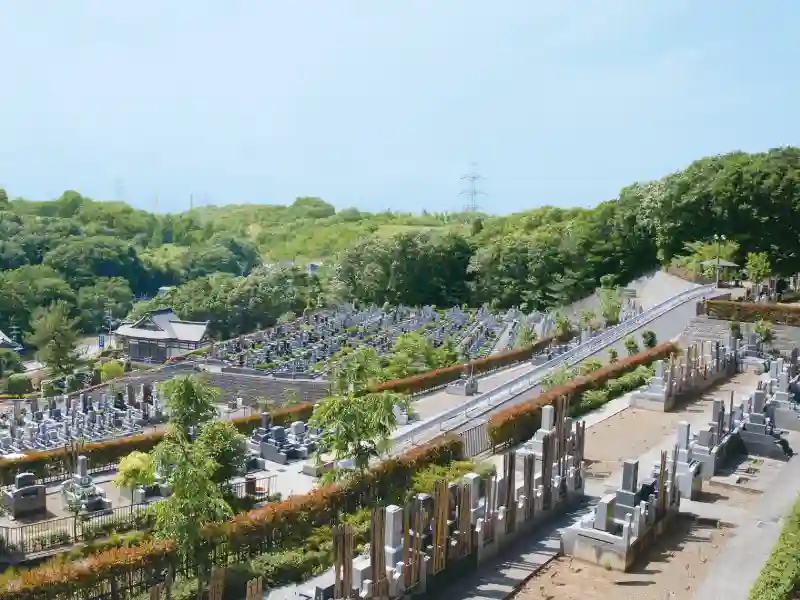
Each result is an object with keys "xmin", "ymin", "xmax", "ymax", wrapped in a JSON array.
[
  {"xmin": 43, "ymin": 236, "xmax": 145, "ymax": 292},
  {"xmin": 624, "ymin": 336, "xmax": 640, "ymax": 356},
  {"xmin": 151, "ymin": 438, "xmax": 232, "ymax": 599},
  {"xmin": 25, "ymin": 301, "xmax": 80, "ymax": 375},
  {"xmin": 76, "ymin": 277, "xmax": 134, "ymax": 332},
  {"xmin": 641, "ymin": 330, "xmax": 658, "ymax": 349},
  {"xmin": 745, "ymin": 251, "xmax": 772, "ymax": 290},
  {"xmin": 310, "ymin": 390, "xmax": 412, "ymax": 482},
  {"xmin": 194, "ymin": 420, "xmax": 248, "ymax": 486},
  {"xmin": 2, "ymin": 146, "xmax": 800, "ymax": 348},
  {"xmin": 0, "ymin": 349, "xmax": 23, "ymax": 378},
  {"xmin": 113, "ymin": 451, "xmax": 155, "ymax": 491},
  {"xmin": 161, "ymin": 375, "xmax": 220, "ymax": 436},
  {"xmin": 514, "ymin": 323, "xmax": 537, "ymax": 348}
]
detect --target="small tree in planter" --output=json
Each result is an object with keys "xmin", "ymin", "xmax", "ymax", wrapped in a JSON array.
[
  {"xmin": 608, "ymin": 348, "xmax": 619, "ymax": 364},
  {"xmin": 624, "ymin": 336, "xmax": 640, "ymax": 356},
  {"xmin": 730, "ymin": 321, "xmax": 743, "ymax": 341},
  {"xmin": 754, "ymin": 319, "xmax": 775, "ymax": 351},
  {"xmin": 641, "ymin": 330, "xmax": 657, "ymax": 349},
  {"xmin": 552, "ymin": 312, "xmax": 574, "ymax": 342},
  {"xmin": 114, "ymin": 451, "xmax": 155, "ymax": 502}
]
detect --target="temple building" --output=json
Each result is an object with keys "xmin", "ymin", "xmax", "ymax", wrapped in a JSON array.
[
  {"xmin": 112, "ymin": 308, "xmax": 210, "ymax": 363},
  {"xmin": 0, "ymin": 329, "xmax": 21, "ymax": 352}
]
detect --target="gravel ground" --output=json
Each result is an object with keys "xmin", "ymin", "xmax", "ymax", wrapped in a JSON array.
[{"xmin": 515, "ymin": 516, "xmax": 731, "ymax": 600}]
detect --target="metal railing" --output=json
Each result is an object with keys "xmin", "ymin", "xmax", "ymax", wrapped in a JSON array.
[
  {"xmin": 0, "ymin": 474, "xmax": 278, "ymax": 557},
  {"xmin": 391, "ymin": 284, "xmax": 715, "ymax": 451}
]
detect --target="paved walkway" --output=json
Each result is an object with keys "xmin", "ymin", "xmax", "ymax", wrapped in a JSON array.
[
  {"xmin": 411, "ymin": 360, "xmax": 538, "ymax": 421},
  {"xmin": 692, "ymin": 446, "xmax": 800, "ymax": 600}
]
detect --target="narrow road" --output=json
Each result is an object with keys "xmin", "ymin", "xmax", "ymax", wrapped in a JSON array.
[{"xmin": 393, "ymin": 291, "xmax": 707, "ymax": 451}]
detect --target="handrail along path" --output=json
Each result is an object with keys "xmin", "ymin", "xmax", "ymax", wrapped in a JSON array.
[{"xmin": 390, "ymin": 284, "xmax": 714, "ymax": 453}]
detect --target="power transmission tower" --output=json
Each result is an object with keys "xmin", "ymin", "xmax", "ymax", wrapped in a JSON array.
[
  {"xmin": 460, "ymin": 163, "xmax": 486, "ymax": 213},
  {"xmin": 114, "ymin": 178, "xmax": 126, "ymax": 203}
]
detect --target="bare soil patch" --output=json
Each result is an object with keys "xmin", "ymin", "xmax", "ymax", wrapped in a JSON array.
[
  {"xmin": 583, "ymin": 407, "xmax": 699, "ymax": 480},
  {"xmin": 583, "ymin": 372, "xmax": 762, "ymax": 481},
  {"xmin": 515, "ymin": 516, "xmax": 733, "ymax": 600}
]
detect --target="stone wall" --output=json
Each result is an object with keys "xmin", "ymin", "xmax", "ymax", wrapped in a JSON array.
[{"xmin": 70, "ymin": 364, "xmax": 330, "ymax": 406}]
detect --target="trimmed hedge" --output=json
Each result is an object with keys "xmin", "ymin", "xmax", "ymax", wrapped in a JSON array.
[
  {"xmin": 0, "ymin": 434, "xmax": 463, "ymax": 599},
  {"xmin": 0, "ymin": 402, "xmax": 315, "ymax": 485},
  {"xmin": 705, "ymin": 300, "xmax": 800, "ymax": 326},
  {"xmin": 370, "ymin": 336, "xmax": 555, "ymax": 396},
  {"xmin": 778, "ymin": 291, "xmax": 800, "ymax": 304},
  {"xmin": 487, "ymin": 342, "xmax": 679, "ymax": 447},
  {"xmin": 747, "ymin": 494, "xmax": 800, "ymax": 600}
]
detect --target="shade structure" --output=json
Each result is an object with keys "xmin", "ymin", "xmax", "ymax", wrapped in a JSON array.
[{"xmin": 700, "ymin": 259, "xmax": 739, "ymax": 268}]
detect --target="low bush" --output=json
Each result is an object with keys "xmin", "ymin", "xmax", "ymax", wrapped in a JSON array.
[
  {"xmin": 778, "ymin": 290, "xmax": 800, "ymax": 304},
  {"xmin": 705, "ymin": 300, "xmax": 800, "ymax": 326},
  {"xmin": 569, "ymin": 365, "xmax": 654, "ymax": 417},
  {"xmin": 0, "ymin": 434, "xmax": 464, "ymax": 599},
  {"xmin": 747, "ymin": 494, "xmax": 800, "ymax": 600},
  {"xmin": 0, "ymin": 540, "xmax": 175, "ymax": 599},
  {"xmin": 487, "ymin": 342, "xmax": 678, "ymax": 447},
  {"xmin": 6, "ymin": 374, "xmax": 32, "ymax": 396}
]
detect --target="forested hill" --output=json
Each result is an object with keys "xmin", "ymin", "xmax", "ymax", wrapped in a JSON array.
[{"xmin": 2, "ymin": 147, "xmax": 800, "ymax": 342}]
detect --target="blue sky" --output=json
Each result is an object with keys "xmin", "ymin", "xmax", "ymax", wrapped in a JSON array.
[{"xmin": 1, "ymin": 1, "xmax": 798, "ymax": 215}]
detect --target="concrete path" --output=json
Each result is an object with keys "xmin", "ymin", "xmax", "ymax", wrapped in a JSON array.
[
  {"xmin": 440, "ymin": 507, "xmax": 585, "ymax": 600},
  {"xmin": 692, "ymin": 447, "xmax": 800, "ymax": 600}
]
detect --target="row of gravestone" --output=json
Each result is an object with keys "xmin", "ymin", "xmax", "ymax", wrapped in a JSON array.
[
  {"xmin": 0, "ymin": 384, "xmax": 165, "ymax": 456},
  {"xmin": 213, "ymin": 303, "xmax": 503, "ymax": 378}
]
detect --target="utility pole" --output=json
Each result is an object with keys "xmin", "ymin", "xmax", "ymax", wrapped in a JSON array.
[
  {"xmin": 460, "ymin": 163, "xmax": 486, "ymax": 213},
  {"xmin": 104, "ymin": 303, "xmax": 115, "ymax": 351},
  {"xmin": 713, "ymin": 234, "xmax": 726, "ymax": 288}
]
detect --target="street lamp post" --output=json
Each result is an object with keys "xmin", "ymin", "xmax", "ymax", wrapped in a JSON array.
[{"xmin": 713, "ymin": 234, "xmax": 726, "ymax": 288}]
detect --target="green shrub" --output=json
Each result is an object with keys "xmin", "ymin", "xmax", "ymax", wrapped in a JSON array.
[
  {"xmin": 706, "ymin": 300, "xmax": 800, "ymax": 325},
  {"xmin": 641, "ymin": 330, "xmax": 657, "ymax": 349},
  {"xmin": 6, "ymin": 374, "xmax": 32, "ymax": 396}
]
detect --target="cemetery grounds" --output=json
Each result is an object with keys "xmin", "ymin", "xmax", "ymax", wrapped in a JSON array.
[{"xmin": 511, "ymin": 370, "xmax": 796, "ymax": 600}]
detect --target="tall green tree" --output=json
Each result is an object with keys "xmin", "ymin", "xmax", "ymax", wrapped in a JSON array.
[
  {"xmin": 151, "ymin": 439, "xmax": 232, "ymax": 600},
  {"xmin": 25, "ymin": 301, "xmax": 80, "ymax": 375},
  {"xmin": 310, "ymin": 390, "xmax": 412, "ymax": 481},
  {"xmin": 598, "ymin": 286, "xmax": 623, "ymax": 326},
  {"xmin": 194, "ymin": 420, "xmax": 248, "ymax": 486},
  {"xmin": 745, "ymin": 252, "xmax": 772, "ymax": 291},
  {"xmin": 514, "ymin": 323, "xmax": 537, "ymax": 348},
  {"xmin": 161, "ymin": 375, "xmax": 220, "ymax": 436}
]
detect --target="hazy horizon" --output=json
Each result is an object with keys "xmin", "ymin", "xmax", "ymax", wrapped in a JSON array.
[{"xmin": 2, "ymin": 1, "xmax": 798, "ymax": 214}]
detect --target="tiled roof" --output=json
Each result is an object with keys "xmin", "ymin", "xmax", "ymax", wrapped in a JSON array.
[{"xmin": 113, "ymin": 308, "xmax": 209, "ymax": 343}]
